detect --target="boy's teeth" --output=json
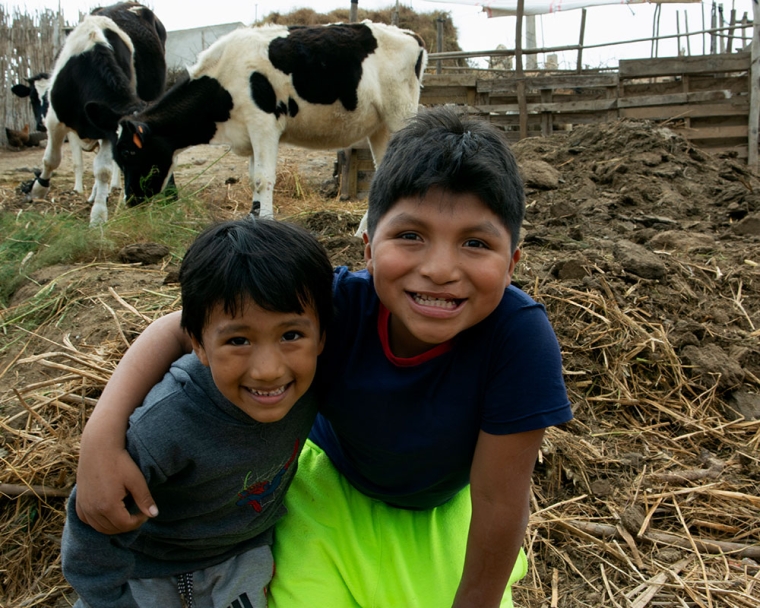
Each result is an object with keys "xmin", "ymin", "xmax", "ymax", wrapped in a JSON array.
[
  {"xmin": 413, "ymin": 293, "xmax": 457, "ymax": 309},
  {"xmin": 251, "ymin": 386, "xmax": 286, "ymax": 397}
]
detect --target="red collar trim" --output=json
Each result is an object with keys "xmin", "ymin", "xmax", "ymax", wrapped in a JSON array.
[{"xmin": 378, "ymin": 303, "xmax": 453, "ymax": 367}]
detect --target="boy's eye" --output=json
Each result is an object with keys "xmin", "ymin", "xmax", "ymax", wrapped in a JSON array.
[
  {"xmin": 227, "ymin": 336, "xmax": 249, "ymax": 346},
  {"xmin": 464, "ymin": 238, "xmax": 488, "ymax": 249},
  {"xmin": 282, "ymin": 331, "xmax": 303, "ymax": 342},
  {"xmin": 398, "ymin": 232, "xmax": 421, "ymax": 241}
]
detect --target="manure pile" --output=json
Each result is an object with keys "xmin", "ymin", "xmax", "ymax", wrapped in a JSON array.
[{"xmin": 1, "ymin": 119, "xmax": 759, "ymax": 607}]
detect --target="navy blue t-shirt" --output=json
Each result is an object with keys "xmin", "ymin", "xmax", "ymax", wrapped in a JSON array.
[{"xmin": 311, "ymin": 267, "xmax": 572, "ymax": 510}]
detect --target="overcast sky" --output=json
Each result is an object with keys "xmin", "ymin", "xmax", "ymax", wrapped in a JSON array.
[{"xmin": 3, "ymin": 1, "xmax": 754, "ymax": 68}]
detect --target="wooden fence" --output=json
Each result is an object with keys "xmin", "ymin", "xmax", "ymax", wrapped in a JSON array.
[
  {"xmin": 0, "ymin": 7, "xmax": 69, "ymax": 147},
  {"xmin": 341, "ymin": 51, "xmax": 753, "ymax": 199}
]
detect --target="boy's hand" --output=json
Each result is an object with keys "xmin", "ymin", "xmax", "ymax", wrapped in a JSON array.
[{"xmin": 75, "ymin": 448, "xmax": 158, "ymax": 534}]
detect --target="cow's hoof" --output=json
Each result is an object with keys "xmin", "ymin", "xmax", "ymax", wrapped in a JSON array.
[{"xmin": 18, "ymin": 179, "xmax": 35, "ymax": 195}]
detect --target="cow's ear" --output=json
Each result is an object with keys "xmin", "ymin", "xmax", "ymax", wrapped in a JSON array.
[
  {"xmin": 84, "ymin": 101, "xmax": 123, "ymax": 132},
  {"xmin": 11, "ymin": 84, "xmax": 31, "ymax": 98},
  {"xmin": 122, "ymin": 120, "xmax": 151, "ymax": 150}
]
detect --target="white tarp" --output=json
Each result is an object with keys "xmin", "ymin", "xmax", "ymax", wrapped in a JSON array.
[{"xmin": 426, "ymin": 0, "xmax": 701, "ymax": 18}]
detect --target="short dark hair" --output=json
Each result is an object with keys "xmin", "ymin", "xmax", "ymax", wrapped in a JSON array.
[
  {"xmin": 367, "ymin": 106, "xmax": 525, "ymax": 251},
  {"xmin": 179, "ymin": 218, "xmax": 333, "ymax": 344}
]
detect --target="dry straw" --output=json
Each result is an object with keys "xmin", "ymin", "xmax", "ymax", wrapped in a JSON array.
[{"xmin": 2, "ymin": 217, "xmax": 759, "ymax": 606}]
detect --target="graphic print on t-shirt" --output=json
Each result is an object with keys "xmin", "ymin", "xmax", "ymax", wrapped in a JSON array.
[{"xmin": 236, "ymin": 440, "xmax": 300, "ymax": 512}]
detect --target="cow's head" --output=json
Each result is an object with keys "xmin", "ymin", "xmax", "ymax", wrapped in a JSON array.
[
  {"xmin": 113, "ymin": 120, "xmax": 174, "ymax": 205},
  {"xmin": 11, "ymin": 73, "xmax": 50, "ymax": 132},
  {"xmin": 85, "ymin": 101, "xmax": 173, "ymax": 205}
]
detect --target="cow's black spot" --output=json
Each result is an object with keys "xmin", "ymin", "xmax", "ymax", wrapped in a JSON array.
[
  {"xmin": 269, "ymin": 23, "xmax": 378, "ymax": 112},
  {"xmin": 288, "ymin": 97, "xmax": 299, "ymax": 118},
  {"xmin": 415, "ymin": 50, "xmax": 424, "ymax": 80},
  {"xmin": 250, "ymin": 72, "xmax": 278, "ymax": 115}
]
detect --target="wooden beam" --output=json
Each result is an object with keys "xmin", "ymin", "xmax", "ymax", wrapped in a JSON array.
[
  {"xmin": 577, "ymin": 8, "xmax": 587, "ymax": 74},
  {"xmin": 477, "ymin": 73, "xmax": 618, "ymax": 94},
  {"xmin": 619, "ymin": 52, "xmax": 750, "ymax": 78},
  {"xmin": 749, "ymin": 1, "xmax": 760, "ymax": 170},
  {"xmin": 515, "ymin": 0, "xmax": 527, "ymax": 140}
]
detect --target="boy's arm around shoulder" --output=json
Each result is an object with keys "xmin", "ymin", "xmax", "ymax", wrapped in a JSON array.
[
  {"xmin": 76, "ymin": 310, "xmax": 191, "ymax": 534},
  {"xmin": 452, "ymin": 428, "xmax": 545, "ymax": 608},
  {"xmin": 62, "ymin": 489, "xmax": 142, "ymax": 608}
]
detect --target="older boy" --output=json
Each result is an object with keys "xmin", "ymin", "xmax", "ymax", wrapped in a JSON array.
[
  {"xmin": 62, "ymin": 219, "xmax": 333, "ymax": 607},
  {"xmin": 74, "ymin": 107, "xmax": 573, "ymax": 607}
]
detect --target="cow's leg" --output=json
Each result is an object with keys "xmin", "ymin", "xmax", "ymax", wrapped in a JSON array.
[
  {"xmin": 110, "ymin": 162, "xmax": 121, "ymax": 191},
  {"xmin": 353, "ymin": 127, "xmax": 392, "ymax": 237},
  {"xmin": 30, "ymin": 117, "xmax": 67, "ymax": 200},
  {"xmin": 248, "ymin": 136, "xmax": 280, "ymax": 219},
  {"xmin": 89, "ymin": 140, "xmax": 114, "ymax": 225},
  {"xmin": 67, "ymin": 131, "xmax": 85, "ymax": 194}
]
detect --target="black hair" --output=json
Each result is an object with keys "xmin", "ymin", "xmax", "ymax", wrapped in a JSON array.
[
  {"xmin": 179, "ymin": 218, "xmax": 333, "ymax": 344},
  {"xmin": 367, "ymin": 106, "xmax": 525, "ymax": 251}
]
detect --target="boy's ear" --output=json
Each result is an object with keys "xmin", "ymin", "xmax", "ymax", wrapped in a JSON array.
[
  {"xmin": 189, "ymin": 335, "xmax": 210, "ymax": 366},
  {"xmin": 363, "ymin": 232, "xmax": 373, "ymax": 275},
  {"xmin": 505, "ymin": 248, "xmax": 521, "ymax": 286}
]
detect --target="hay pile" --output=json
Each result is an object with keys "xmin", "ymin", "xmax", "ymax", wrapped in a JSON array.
[{"xmin": 2, "ymin": 118, "xmax": 760, "ymax": 607}]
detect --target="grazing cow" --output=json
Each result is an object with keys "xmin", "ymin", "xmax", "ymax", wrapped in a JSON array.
[
  {"xmin": 30, "ymin": 2, "xmax": 168, "ymax": 225},
  {"xmin": 87, "ymin": 21, "xmax": 427, "ymax": 233}
]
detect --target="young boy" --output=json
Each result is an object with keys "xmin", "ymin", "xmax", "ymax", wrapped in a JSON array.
[
  {"xmin": 73, "ymin": 107, "xmax": 573, "ymax": 607},
  {"xmin": 61, "ymin": 218, "xmax": 333, "ymax": 607}
]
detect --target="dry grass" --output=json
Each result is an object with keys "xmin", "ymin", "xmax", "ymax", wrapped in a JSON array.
[{"xmin": 2, "ymin": 252, "xmax": 759, "ymax": 607}]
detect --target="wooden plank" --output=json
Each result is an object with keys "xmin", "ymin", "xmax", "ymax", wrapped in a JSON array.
[
  {"xmin": 670, "ymin": 124, "xmax": 748, "ymax": 140},
  {"xmin": 618, "ymin": 90, "xmax": 732, "ymax": 108},
  {"xmin": 620, "ymin": 102, "xmax": 749, "ymax": 120},
  {"xmin": 419, "ymin": 74, "xmax": 478, "ymax": 87},
  {"xmin": 619, "ymin": 51, "xmax": 750, "ymax": 78},
  {"xmin": 476, "ymin": 73, "xmax": 618, "ymax": 94}
]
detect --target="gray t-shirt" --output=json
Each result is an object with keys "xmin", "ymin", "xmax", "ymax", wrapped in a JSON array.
[{"xmin": 62, "ymin": 353, "xmax": 317, "ymax": 607}]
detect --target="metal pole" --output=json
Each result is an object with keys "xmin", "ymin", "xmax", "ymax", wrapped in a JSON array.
[
  {"xmin": 350, "ymin": 0, "xmax": 358, "ymax": 24},
  {"xmin": 392, "ymin": 0, "xmax": 399, "ymax": 26}
]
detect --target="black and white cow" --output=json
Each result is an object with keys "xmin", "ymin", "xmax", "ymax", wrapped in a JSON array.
[
  {"xmin": 30, "ymin": 2, "xmax": 168, "ymax": 225},
  {"xmin": 11, "ymin": 73, "xmax": 50, "ymax": 133},
  {"xmin": 88, "ymin": 21, "xmax": 427, "ymax": 233},
  {"xmin": 13, "ymin": 72, "xmax": 114, "ymax": 195}
]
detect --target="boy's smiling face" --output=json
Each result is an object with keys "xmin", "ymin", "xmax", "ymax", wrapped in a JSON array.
[
  {"xmin": 364, "ymin": 188, "xmax": 520, "ymax": 358},
  {"xmin": 190, "ymin": 298, "xmax": 324, "ymax": 423}
]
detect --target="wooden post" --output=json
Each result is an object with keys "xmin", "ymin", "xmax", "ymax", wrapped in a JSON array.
[
  {"xmin": 727, "ymin": 8, "xmax": 736, "ymax": 53},
  {"xmin": 576, "ymin": 8, "xmax": 587, "ymax": 74},
  {"xmin": 710, "ymin": 1, "xmax": 717, "ymax": 54},
  {"xmin": 392, "ymin": 0, "xmax": 399, "ymax": 26},
  {"xmin": 676, "ymin": 11, "xmax": 681, "ymax": 56},
  {"xmin": 685, "ymin": 11, "xmax": 691, "ymax": 56},
  {"xmin": 436, "ymin": 17, "xmax": 445, "ymax": 74},
  {"xmin": 749, "ymin": 0, "xmax": 760, "ymax": 171},
  {"xmin": 515, "ymin": 0, "xmax": 527, "ymax": 140},
  {"xmin": 350, "ymin": 0, "xmax": 358, "ymax": 24}
]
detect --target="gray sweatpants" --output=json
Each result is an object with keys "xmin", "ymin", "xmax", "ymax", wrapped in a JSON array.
[{"xmin": 73, "ymin": 544, "xmax": 273, "ymax": 608}]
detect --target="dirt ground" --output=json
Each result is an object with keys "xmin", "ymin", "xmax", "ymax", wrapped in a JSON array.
[{"xmin": 1, "ymin": 120, "xmax": 759, "ymax": 606}]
